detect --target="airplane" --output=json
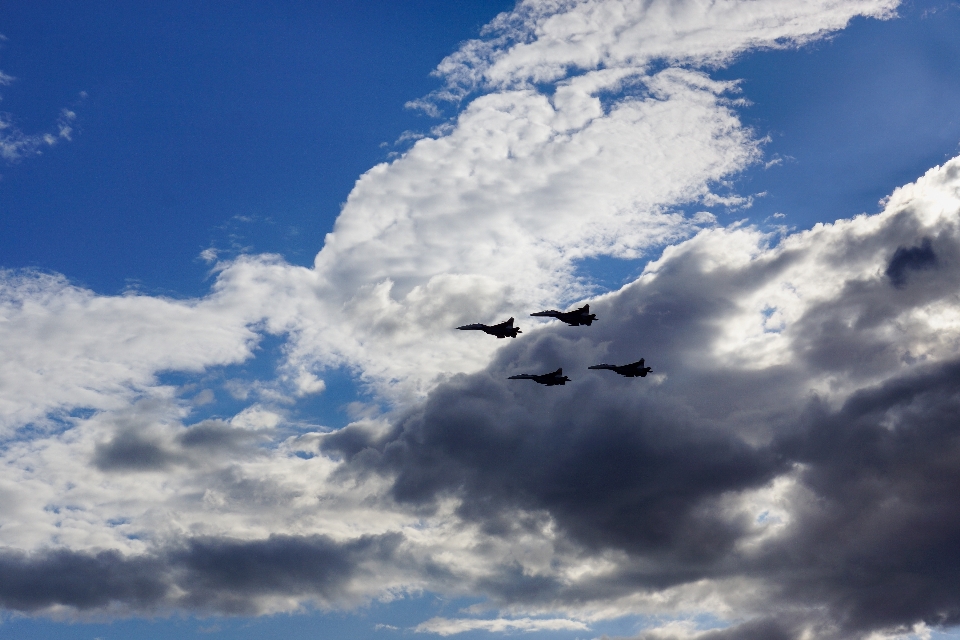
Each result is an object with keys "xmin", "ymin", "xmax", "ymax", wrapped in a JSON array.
[
  {"xmin": 456, "ymin": 317, "xmax": 522, "ymax": 338},
  {"xmin": 530, "ymin": 303, "xmax": 596, "ymax": 326},
  {"xmin": 588, "ymin": 358, "xmax": 652, "ymax": 377},
  {"xmin": 508, "ymin": 368, "xmax": 570, "ymax": 386}
]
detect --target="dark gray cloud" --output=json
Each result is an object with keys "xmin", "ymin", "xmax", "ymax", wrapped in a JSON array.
[
  {"xmin": 94, "ymin": 430, "xmax": 177, "ymax": 471},
  {"xmin": 886, "ymin": 237, "xmax": 937, "ymax": 288},
  {"xmin": 0, "ymin": 549, "xmax": 167, "ymax": 612},
  {"xmin": 171, "ymin": 532, "xmax": 403, "ymax": 613},
  {"xmin": 94, "ymin": 418, "xmax": 266, "ymax": 473},
  {"xmin": 760, "ymin": 361, "xmax": 960, "ymax": 633},
  {"xmin": 0, "ymin": 533, "xmax": 402, "ymax": 615},
  {"xmin": 617, "ymin": 616, "xmax": 804, "ymax": 640},
  {"xmin": 324, "ymin": 202, "xmax": 960, "ymax": 637}
]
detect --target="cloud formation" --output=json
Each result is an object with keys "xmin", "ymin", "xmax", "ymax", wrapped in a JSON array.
[
  {"xmin": 9, "ymin": 1, "xmax": 960, "ymax": 639},
  {"xmin": 4, "ymin": 148, "xmax": 959, "ymax": 637},
  {"xmin": 0, "ymin": 0, "xmax": 900, "ymax": 418},
  {"xmin": 326, "ymin": 156, "xmax": 960, "ymax": 637}
]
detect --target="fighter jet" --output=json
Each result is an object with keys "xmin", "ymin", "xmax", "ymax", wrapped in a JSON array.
[
  {"xmin": 530, "ymin": 304, "xmax": 596, "ymax": 326},
  {"xmin": 508, "ymin": 368, "xmax": 570, "ymax": 386},
  {"xmin": 457, "ymin": 317, "xmax": 522, "ymax": 339},
  {"xmin": 588, "ymin": 358, "xmax": 652, "ymax": 377}
]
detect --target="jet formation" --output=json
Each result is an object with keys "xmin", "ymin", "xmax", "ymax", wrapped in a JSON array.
[{"xmin": 457, "ymin": 304, "xmax": 651, "ymax": 385}]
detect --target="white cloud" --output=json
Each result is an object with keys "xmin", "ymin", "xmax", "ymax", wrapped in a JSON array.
[
  {"xmin": 0, "ymin": 270, "xmax": 260, "ymax": 433},
  {"xmin": 255, "ymin": 0, "xmax": 897, "ymax": 400},
  {"xmin": 0, "ymin": 69, "xmax": 79, "ymax": 162},
  {"xmin": 421, "ymin": 0, "xmax": 898, "ymax": 105},
  {"xmin": 414, "ymin": 616, "xmax": 589, "ymax": 635}
]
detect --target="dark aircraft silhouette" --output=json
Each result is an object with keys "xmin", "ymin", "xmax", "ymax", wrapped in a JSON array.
[
  {"xmin": 508, "ymin": 368, "xmax": 570, "ymax": 386},
  {"xmin": 589, "ymin": 358, "xmax": 652, "ymax": 377},
  {"xmin": 531, "ymin": 304, "xmax": 596, "ymax": 326},
  {"xmin": 457, "ymin": 317, "xmax": 522, "ymax": 338}
]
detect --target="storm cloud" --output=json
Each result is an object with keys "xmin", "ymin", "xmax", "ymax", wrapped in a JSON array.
[{"xmin": 325, "ymin": 158, "xmax": 960, "ymax": 637}]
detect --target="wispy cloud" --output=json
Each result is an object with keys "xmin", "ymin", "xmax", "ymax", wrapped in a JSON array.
[
  {"xmin": 0, "ymin": 42, "xmax": 82, "ymax": 163},
  {"xmin": 414, "ymin": 616, "xmax": 589, "ymax": 635},
  {"xmin": 0, "ymin": 107, "xmax": 76, "ymax": 162}
]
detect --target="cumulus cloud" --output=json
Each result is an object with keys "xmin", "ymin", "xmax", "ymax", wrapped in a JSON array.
[
  {"xmin": 324, "ymin": 157, "xmax": 960, "ymax": 637},
  {"xmin": 0, "ymin": 0, "xmax": 901, "ymax": 419},
  {"xmin": 109, "ymin": 0, "xmax": 895, "ymax": 407},
  {"xmin": 8, "ymin": 1, "xmax": 960, "ymax": 639},
  {"xmin": 0, "ymin": 269, "xmax": 260, "ymax": 432},
  {"xmin": 6, "ymin": 137, "xmax": 957, "ymax": 636},
  {"xmin": 0, "ymin": 150, "xmax": 960, "ymax": 638}
]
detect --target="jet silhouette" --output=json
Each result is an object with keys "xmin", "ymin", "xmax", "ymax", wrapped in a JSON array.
[
  {"xmin": 508, "ymin": 368, "xmax": 570, "ymax": 386},
  {"xmin": 457, "ymin": 317, "xmax": 522, "ymax": 338},
  {"xmin": 531, "ymin": 304, "xmax": 596, "ymax": 326},
  {"xmin": 588, "ymin": 358, "xmax": 652, "ymax": 377}
]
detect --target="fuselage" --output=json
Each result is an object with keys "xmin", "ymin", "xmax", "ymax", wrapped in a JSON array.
[{"xmin": 531, "ymin": 304, "xmax": 596, "ymax": 326}]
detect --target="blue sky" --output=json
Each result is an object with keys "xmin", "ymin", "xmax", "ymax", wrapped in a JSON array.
[
  {"xmin": 0, "ymin": 1, "xmax": 514, "ymax": 295},
  {"xmin": 3, "ymin": 1, "xmax": 960, "ymax": 639}
]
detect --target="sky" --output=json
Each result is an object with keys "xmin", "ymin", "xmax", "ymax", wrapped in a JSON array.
[{"xmin": 3, "ymin": 1, "xmax": 960, "ymax": 639}]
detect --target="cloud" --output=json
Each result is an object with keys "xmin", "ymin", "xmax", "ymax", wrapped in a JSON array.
[
  {"xmin": 0, "ymin": 0, "xmax": 902, "ymax": 421},
  {"xmin": 0, "ymin": 46, "xmax": 84, "ymax": 162},
  {"xmin": 885, "ymin": 237, "xmax": 938, "ymax": 288},
  {"xmin": 621, "ymin": 618, "xmax": 804, "ymax": 640},
  {"xmin": 414, "ymin": 616, "xmax": 589, "ymax": 635},
  {"xmin": 418, "ymin": 0, "xmax": 898, "ymax": 106},
  {"xmin": 618, "ymin": 619, "xmax": 933, "ymax": 640},
  {"xmin": 0, "ymin": 533, "xmax": 402, "ymax": 615},
  {"xmin": 7, "ymin": 1, "xmax": 958, "ymax": 637},
  {"xmin": 325, "ymin": 157, "xmax": 960, "ymax": 637},
  {"xmin": 0, "ymin": 80, "xmax": 78, "ymax": 162},
  {"xmin": 172, "ymin": 0, "xmax": 900, "ymax": 403},
  {"xmin": 0, "ymin": 269, "xmax": 260, "ymax": 432}
]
